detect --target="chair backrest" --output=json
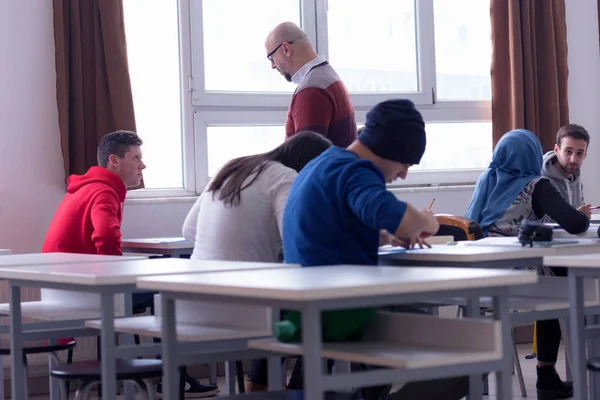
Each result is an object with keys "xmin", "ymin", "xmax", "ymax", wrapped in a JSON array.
[{"xmin": 435, "ymin": 214, "xmax": 484, "ymax": 241}]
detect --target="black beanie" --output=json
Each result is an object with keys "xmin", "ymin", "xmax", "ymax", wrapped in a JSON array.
[{"xmin": 358, "ymin": 99, "xmax": 426, "ymax": 165}]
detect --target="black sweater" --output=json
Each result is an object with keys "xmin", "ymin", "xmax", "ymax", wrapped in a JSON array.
[{"xmin": 532, "ymin": 178, "xmax": 590, "ymax": 234}]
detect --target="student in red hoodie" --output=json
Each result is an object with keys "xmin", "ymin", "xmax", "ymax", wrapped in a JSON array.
[
  {"xmin": 43, "ymin": 131, "xmax": 220, "ymax": 398},
  {"xmin": 43, "ymin": 130, "xmax": 145, "ymax": 254}
]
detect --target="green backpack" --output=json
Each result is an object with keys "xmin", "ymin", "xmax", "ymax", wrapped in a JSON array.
[{"xmin": 273, "ymin": 307, "xmax": 378, "ymax": 343}]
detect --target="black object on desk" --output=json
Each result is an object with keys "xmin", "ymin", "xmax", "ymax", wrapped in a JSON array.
[{"xmin": 518, "ymin": 219, "xmax": 553, "ymax": 247}]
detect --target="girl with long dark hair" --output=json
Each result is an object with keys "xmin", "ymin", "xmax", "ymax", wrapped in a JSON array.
[{"xmin": 183, "ymin": 131, "xmax": 332, "ymax": 262}]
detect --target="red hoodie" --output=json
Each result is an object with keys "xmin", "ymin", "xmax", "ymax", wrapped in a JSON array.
[{"xmin": 43, "ymin": 167, "xmax": 127, "ymax": 255}]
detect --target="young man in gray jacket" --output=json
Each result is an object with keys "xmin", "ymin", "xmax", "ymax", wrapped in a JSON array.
[{"xmin": 542, "ymin": 124, "xmax": 592, "ymax": 219}]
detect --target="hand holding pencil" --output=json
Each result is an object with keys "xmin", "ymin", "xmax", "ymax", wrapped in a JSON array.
[
  {"xmin": 578, "ymin": 203, "xmax": 593, "ymax": 219},
  {"xmin": 419, "ymin": 198, "xmax": 438, "ymax": 239}
]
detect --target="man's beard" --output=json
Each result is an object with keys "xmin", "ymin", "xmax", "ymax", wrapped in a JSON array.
[
  {"xmin": 559, "ymin": 162, "xmax": 579, "ymax": 175},
  {"xmin": 284, "ymin": 72, "xmax": 292, "ymax": 82}
]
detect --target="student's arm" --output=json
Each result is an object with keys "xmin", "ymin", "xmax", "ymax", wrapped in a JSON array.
[
  {"xmin": 533, "ymin": 178, "xmax": 590, "ymax": 234},
  {"xmin": 345, "ymin": 165, "xmax": 438, "ymax": 240},
  {"xmin": 182, "ymin": 194, "xmax": 203, "ymax": 243},
  {"xmin": 290, "ymin": 88, "xmax": 334, "ymax": 136},
  {"xmin": 393, "ymin": 205, "xmax": 439, "ymax": 239},
  {"xmin": 270, "ymin": 166, "xmax": 297, "ymax": 238},
  {"xmin": 90, "ymin": 193, "xmax": 123, "ymax": 255}
]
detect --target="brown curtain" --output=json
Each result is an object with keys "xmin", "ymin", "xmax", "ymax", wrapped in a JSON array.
[
  {"xmin": 53, "ymin": 0, "xmax": 142, "ymax": 186},
  {"xmin": 490, "ymin": 0, "xmax": 569, "ymax": 152}
]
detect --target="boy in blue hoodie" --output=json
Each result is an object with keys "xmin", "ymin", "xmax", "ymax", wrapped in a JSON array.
[{"xmin": 282, "ymin": 99, "xmax": 469, "ymax": 400}]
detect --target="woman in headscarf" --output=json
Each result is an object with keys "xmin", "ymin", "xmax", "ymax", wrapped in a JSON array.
[{"xmin": 466, "ymin": 129, "xmax": 589, "ymax": 400}]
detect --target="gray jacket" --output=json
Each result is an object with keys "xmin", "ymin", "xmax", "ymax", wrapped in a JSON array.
[{"xmin": 541, "ymin": 151, "xmax": 584, "ymax": 208}]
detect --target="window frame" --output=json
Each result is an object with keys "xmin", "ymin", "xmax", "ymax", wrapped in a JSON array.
[{"xmin": 128, "ymin": 0, "xmax": 492, "ymax": 197}]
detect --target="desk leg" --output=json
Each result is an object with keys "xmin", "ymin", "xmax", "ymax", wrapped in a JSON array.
[
  {"xmin": 100, "ymin": 292, "xmax": 117, "ymax": 400},
  {"xmin": 161, "ymin": 294, "xmax": 179, "ymax": 400},
  {"xmin": 267, "ymin": 307, "xmax": 282, "ymax": 391},
  {"xmin": 561, "ymin": 317, "xmax": 573, "ymax": 382},
  {"xmin": 225, "ymin": 361, "xmax": 236, "ymax": 395},
  {"xmin": 466, "ymin": 296, "xmax": 483, "ymax": 400},
  {"xmin": 47, "ymin": 339, "xmax": 60, "ymax": 400},
  {"xmin": 494, "ymin": 291, "xmax": 512, "ymax": 400},
  {"xmin": 588, "ymin": 315, "xmax": 600, "ymax": 399},
  {"xmin": 120, "ymin": 333, "xmax": 137, "ymax": 400},
  {"xmin": 302, "ymin": 304, "xmax": 323, "ymax": 400},
  {"xmin": 209, "ymin": 363, "xmax": 218, "ymax": 385},
  {"xmin": 569, "ymin": 274, "xmax": 588, "ymax": 400},
  {"xmin": 9, "ymin": 283, "xmax": 25, "ymax": 400},
  {"xmin": 123, "ymin": 293, "xmax": 136, "ymax": 400}
]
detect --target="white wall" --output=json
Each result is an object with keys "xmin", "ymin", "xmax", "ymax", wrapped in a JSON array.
[
  {"xmin": 565, "ymin": 0, "xmax": 600, "ymax": 205},
  {"xmin": 0, "ymin": 1, "xmax": 66, "ymax": 253},
  {"xmin": 0, "ymin": 1, "xmax": 597, "ymax": 252}
]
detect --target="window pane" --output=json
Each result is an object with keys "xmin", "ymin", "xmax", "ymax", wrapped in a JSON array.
[
  {"xmin": 207, "ymin": 126, "xmax": 285, "ymax": 177},
  {"xmin": 327, "ymin": 0, "xmax": 418, "ymax": 92},
  {"xmin": 203, "ymin": 0, "xmax": 301, "ymax": 92},
  {"xmin": 413, "ymin": 122, "xmax": 492, "ymax": 170},
  {"xmin": 123, "ymin": 0, "xmax": 183, "ymax": 188},
  {"xmin": 433, "ymin": 0, "xmax": 491, "ymax": 100}
]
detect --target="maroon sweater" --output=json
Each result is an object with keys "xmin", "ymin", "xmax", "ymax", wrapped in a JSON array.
[{"xmin": 285, "ymin": 62, "xmax": 357, "ymax": 147}]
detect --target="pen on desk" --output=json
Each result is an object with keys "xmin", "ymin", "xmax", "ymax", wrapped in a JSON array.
[{"xmin": 428, "ymin": 198, "xmax": 435, "ymax": 210}]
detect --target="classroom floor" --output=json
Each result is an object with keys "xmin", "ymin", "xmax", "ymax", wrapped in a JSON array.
[{"xmin": 28, "ymin": 343, "xmax": 569, "ymax": 399}]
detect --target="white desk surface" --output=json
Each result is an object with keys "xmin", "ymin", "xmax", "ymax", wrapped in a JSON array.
[
  {"xmin": 547, "ymin": 224, "xmax": 599, "ymax": 239},
  {"xmin": 379, "ymin": 244, "xmax": 547, "ymax": 262},
  {"xmin": 0, "ymin": 258, "xmax": 297, "ymax": 286},
  {"xmin": 121, "ymin": 237, "xmax": 193, "ymax": 250},
  {"xmin": 463, "ymin": 237, "xmax": 600, "ymax": 251},
  {"xmin": 137, "ymin": 265, "xmax": 538, "ymax": 302},
  {"xmin": 0, "ymin": 301, "xmax": 125, "ymax": 321},
  {"xmin": 0, "ymin": 252, "xmax": 145, "ymax": 267},
  {"xmin": 544, "ymin": 253, "xmax": 600, "ymax": 268}
]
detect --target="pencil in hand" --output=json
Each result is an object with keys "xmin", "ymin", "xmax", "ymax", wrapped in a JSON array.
[{"xmin": 428, "ymin": 198, "xmax": 436, "ymax": 211}]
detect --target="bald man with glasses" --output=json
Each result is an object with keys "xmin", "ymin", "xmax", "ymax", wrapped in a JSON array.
[{"xmin": 265, "ymin": 21, "xmax": 357, "ymax": 147}]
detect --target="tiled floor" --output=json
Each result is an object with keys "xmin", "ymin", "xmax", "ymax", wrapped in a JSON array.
[{"xmin": 28, "ymin": 343, "xmax": 570, "ymax": 399}]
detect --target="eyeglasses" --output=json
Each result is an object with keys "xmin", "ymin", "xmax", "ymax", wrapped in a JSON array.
[{"xmin": 267, "ymin": 41, "xmax": 294, "ymax": 63}]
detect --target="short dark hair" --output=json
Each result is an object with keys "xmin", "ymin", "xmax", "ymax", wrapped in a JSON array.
[
  {"xmin": 97, "ymin": 130, "xmax": 143, "ymax": 167},
  {"xmin": 208, "ymin": 131, "xmax": 331, "ymax": 207},
  {"xmin": 557, "ymin": 124, "xmax": 590, "ymax": 148}
]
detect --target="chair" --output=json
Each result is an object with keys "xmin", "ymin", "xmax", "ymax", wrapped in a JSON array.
[
  {"xmin": 435, "ymin": 214, "xmax": 484, "ymax": 241},
  {"xmin": 0, "ymin": 340, "xmax": 76, "ymax": 399},
  {"xmin": 51, "ymin": 359, "xmax": 162, "ymax": 400}
]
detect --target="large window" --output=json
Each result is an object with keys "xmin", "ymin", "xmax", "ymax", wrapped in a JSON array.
[
  {"xmin": 202, "ymin": 0, "xmax": 301, "ymax": 93},
  {"xmin": 124, "ymin": 0, "xmax": 493, "ymax": 195},
  {"xmin": 433, "ymin": 0, "xmax": 492, "ymax": 101},
  {"xmin": 123, "ymin": 0, "xmax": 184, "ymax": 190},
  {"xmin": 207, "ymin": 126, "xmax": 286, "ymax": 176},
  {"xmin": 326, "ymin": 0, "xmax": 419, "ymax": 93}
]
